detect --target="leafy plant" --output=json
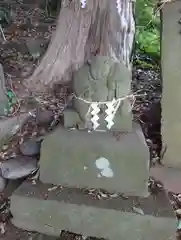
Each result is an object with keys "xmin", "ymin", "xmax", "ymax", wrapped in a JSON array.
[
  {"xmin": 135, "ymin": 0, "xmax": 160, "ymax": 60},
  {"xmin": 0, "ymin": 7, "xmax": 11, "ymax": 27},
  {"xmin": 6, "ymin": 90, "xmax": 17, "ymax": 114}
]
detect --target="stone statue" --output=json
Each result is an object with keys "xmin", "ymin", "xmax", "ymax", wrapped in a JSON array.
[
  {"xmin": 63, "ymin": 56, "xmax": 133, "ymax": 132},
  {"xmin": 39, "ymin": 56, "xmax": 149, "ymax": 197}
]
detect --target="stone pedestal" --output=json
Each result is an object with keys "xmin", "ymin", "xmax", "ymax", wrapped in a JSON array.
[
  {"xmin": 39, "ymin": 123, "xmax": 149, "ymax": 197},
  {"xmin": 10, "ymin": 181, "xmax": 177, "ymax": 240},
  {"xmin": 161, "ymin": 0, "xmax": 181, "ymax": 168}
]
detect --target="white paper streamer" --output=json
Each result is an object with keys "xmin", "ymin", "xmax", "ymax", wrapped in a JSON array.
[
  {"xmin": 80, "ymin": 0, "xmax": 86, "ymax": 8},
  {"xmin": 105, "ymin": 98, "xmax": 120, "ymax": 129},
  {"xmin": 73, "ymin": 92, "xmax": 143, "ymax": 131},
  {"xmin": 116, "ymin": 0, "xmax": 122, "ymax": 14},
  {"xmin": 90, "ymin": 103, "xmax": 100, "ymax": 130}
]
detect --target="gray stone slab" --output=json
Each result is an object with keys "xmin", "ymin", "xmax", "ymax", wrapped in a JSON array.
[
  {"xmin": 40, "ymin": 123, "xmax": 149, "ymax": 196},
  {"xmin": 10, "ymin": 181, "xmax": 177, "ymax": 240},
  {"xmin": 161, "ymin": 0, "xmax": 181, "ymax": 168}
]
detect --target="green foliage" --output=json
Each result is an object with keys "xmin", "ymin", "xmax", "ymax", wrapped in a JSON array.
[
  {"xmin": 6, "ymin": 90, "xmax": 17, "ymax": 114},
  {"xmin": 135, "ymin": 0, "xmax": 160, "ymax": 60},
  {"xmin": 0, "ymin": 7, "xmax": 11, "ymax": 27}
]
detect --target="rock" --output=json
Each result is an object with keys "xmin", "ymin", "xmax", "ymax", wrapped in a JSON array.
[
  {"xmin": 0, "ymin": 64, "xmax": 8, "ymax": 116},
  {"xmin": 10, "ymin": 181, "xmax": 177, "ymax": 240},
  {"xmin": 20, "ymin": 139, "xmax": 42, "ymax": 156},
  {"xmin": 0, "ymin": 156, "xmax": 38, "ymax": 180},
  {"xmin": 26, "ymin": 39, "xmax": 47, "ymax": 60},
  {"xmin": 0, "ymin": 175, "xmax": 6, "ymax": 192},
  {"xmin": 36, "ymin": 109, "xmax": 54, "ymax": 126},
  {"xmin": 40, "ymin": 123, "xmax": 149, "ymax": 197},
  {"xmin": 0, "ymin": 113, "xmax": 30, "ymax": 149}
]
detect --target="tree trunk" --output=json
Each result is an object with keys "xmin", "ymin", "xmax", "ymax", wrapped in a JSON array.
[{"xmin": 26, "ymin": 0, "xmax": 135, "ymax": 92}]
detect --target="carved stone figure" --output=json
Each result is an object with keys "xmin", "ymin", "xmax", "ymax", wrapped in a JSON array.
[{"xmin": 63, "ymin": 56, "xmax": 133, "ymax": 131}]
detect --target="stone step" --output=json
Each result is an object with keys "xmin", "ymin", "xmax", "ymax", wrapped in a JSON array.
[
  {"xmin": 40, "ymin": 123, "xmax": 149, "ymax": 197},
  {"xmin": 10, "ymin": 181, "xmax": 177, "ymax": 240}
]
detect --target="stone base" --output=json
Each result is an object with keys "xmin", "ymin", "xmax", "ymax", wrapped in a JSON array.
[
  {"xmin": 10, "ymin": 181, "xmax": 177, "ymax": 240},
  {"xmin": 40, "ymin": 123, "xmax": 149, "ymax": 196}
]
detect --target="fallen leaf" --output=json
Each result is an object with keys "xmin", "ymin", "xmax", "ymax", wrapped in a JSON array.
[{"xmin": 133, "ymin": 206, "xmax": 144, "ymax": 215}]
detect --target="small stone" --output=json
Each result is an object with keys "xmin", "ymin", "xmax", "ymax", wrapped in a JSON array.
[
  {"xmin": 20, "ymin": 139, "xmax": 42, "ymax": 156},
  {"xmin": 0, "ymin": 156, "xmax": 38, "ymax": 179},
  {"xmin": 0, "ymin": 175, "xmax": 6, "ymax": 192},
  {"xmin": 36, "ymin": 110, "xmax": 54, "ymax": 126}
]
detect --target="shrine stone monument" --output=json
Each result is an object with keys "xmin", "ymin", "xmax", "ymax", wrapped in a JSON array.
[
  {"xmin": 161, "ymin": 0, "xmax": 181, "ymax": 168},
  {"xmin": 10, "ymin": 56, "xmax": 176, "ymax": 239}
]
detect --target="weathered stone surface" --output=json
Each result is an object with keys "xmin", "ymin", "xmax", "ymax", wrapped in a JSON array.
[
  {"xmin": 40, "ymin": 123, "xmax": 149, "ymax": 196},
  {"xmin": 0, "ymin": 156, "xmax": 38, "ymax": 179},
  {"xmin": 0, "ymin": 64, "xmax": 8, "ymax": 116},
  {"xmin": 0, "ymin": 113, "xmax": 30, "ymax": 148},
  {"xmin": 72, "ymin": 56, "xmax": 132, "ymax": 131},
  {"xmin": 10, "ymin": 181, "xmax": 177, "ymax": 240},
  {"xmin": 161, "ymin": 1, "xmax": 181, "ymax": 168},
  {"xmin": 20, "ymin": 139, "xmax": 42, "ymax": 156}
]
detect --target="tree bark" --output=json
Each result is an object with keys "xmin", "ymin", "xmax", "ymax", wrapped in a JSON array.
[{"xmin": 26, "ymin": 0, "xmax": 135, "ymax": 92}]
